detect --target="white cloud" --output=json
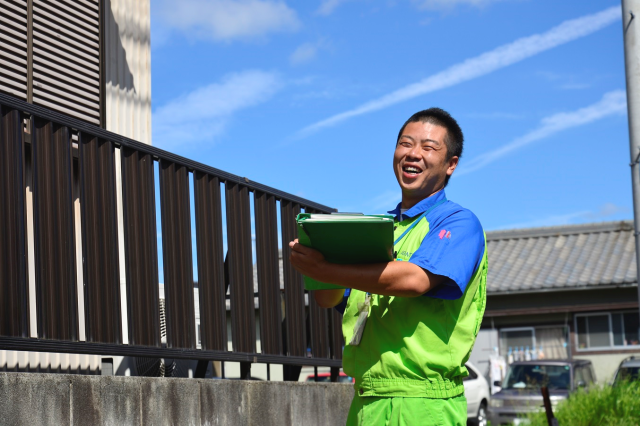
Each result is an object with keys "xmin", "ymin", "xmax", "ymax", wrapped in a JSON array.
[
  {"xmin": 368, "ymin": 190, "xmax": 401, "ymax": 212},
  {"xmin": 152, "ymin": 70, "xmax": 282, "ymax": 150},
  {"xmin": 412, "ymin": 0, "xmax": 514, "ymax": 11},
  {"xmin": 297, "ymin": 6, "xmax": 621, "ymax": 137},
  {"xmin": 290, "ymin": 43, "xmax": 319, "ymax": 65},
  {"xmin": 586, "ymin": 203, "xmax": 629, "ymax": 219},
  {"xmin": 456, "ymin": 90, "xmax": 627, "ymax": 176},
  {"xmin": 493, "ymin": 203, "xmax": 629, "ymax": 230},
  {"xmin": 316, "ymin": 0, "xmax": 352, "ymax": 16},
  {"xmin": 493, "ymin": 210, "xmax": 591, "ymax": 230},
  {"xmin": 154, "ymin": 0, "xmax": 301, "ymax": 42},
  {"xmin": 536, "ymin": 70, "xmax": 594, "ymax": 90}
]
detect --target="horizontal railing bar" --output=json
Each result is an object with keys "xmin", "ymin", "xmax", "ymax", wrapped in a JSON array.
[
  {"xmin": 0, "ymin": 337, "xmax": 342, "ymax": 367},
  {"xmin": 0, "ymin": 93, "xmax": 336, "ymax": 213}
]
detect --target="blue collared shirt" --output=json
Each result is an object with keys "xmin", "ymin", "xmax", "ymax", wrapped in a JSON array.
[
  {"xmin": 388, "ymin": 189, "xmax": 485, "ymax": 300},
  {"xmin": 336, "ymin": 190, "xmax": 484, "ymax": 312}
]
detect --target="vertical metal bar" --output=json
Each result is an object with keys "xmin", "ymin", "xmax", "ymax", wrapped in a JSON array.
[
  {"xmin": 330, "ymin": 309, "xmax": 344, "ymax": 360},
  {"xmin": 194, "ymin": 360, "xmax": 209, "ymax": 378},
  {"xmin": 240, "ymin": 361, "xmax": 251, "ymax": 380},
  {"xmin": 330, "ymin": 367, "xmax": 339, "ymax": 382},
  {"xmin": 621, "ymin": 0, "xmax": 640, "ymax": 333},
  {"xmin": 0, "ymin": 107, "xmax": 29, "ymax": 337},
  {"xmin": 254, "ymin": 191, "xmax": 282, "ymax": 355},
  {"xmin": 305, "ymin": 206, "xmax": 331, "ymax": 359},
  {"xmin": 308, "ymin": 292, "xmax": 330, "ymax": 359},
  {"xmin": 280, "ymin": 200, "xmax": 305, "ymax": 357},
  {"xmin": 120, "ymin": 147, "xmax": 160, "ymax": 347},
  {"xmin": 225, "ymin": 182, "xmax": 256, "ymax": 353},
  {"xmin": 194, "ymin": 172, "xmax": 227, "ymax": 351},
  {"xmin": 32, "ymin": 117, "xmax": 77, "ymax": 341},
  {"xmin": 78, "ymin": 133, "xmax": 121, "ymax": 344},
  {"xmin": 159, "ymin": 160, "xmax": 195, "ymax": 349}
]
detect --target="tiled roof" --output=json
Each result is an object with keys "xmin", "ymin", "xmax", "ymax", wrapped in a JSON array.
[{"xmin": 486, "ymin": 221, "xmax": 637, "ymax": 294}]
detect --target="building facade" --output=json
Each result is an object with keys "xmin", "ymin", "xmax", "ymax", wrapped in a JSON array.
[
  {"xmin": 469, "ymin": 221, "xmax": 640, "ymax": 384},
  {"xmin": 0, "ymin": 0, "xmax": 151, "ymax": 374}
]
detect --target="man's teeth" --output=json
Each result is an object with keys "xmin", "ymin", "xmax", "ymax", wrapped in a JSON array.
[{"xmin": 404, "ymin": 167, "xmax": 421, "ymax": 174}]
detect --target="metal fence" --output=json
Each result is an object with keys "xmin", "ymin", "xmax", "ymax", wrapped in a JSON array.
[{"xmin": 0, "ymin": 93, "xmax": 344, "ymax": 380}]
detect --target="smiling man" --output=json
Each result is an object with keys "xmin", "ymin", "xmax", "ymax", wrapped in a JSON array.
[{"xmin": 289, "ymin": 108, "xmax": 487, "ymax": 425}]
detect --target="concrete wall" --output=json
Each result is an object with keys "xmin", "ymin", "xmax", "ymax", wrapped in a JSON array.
[
  {"xmin": 573, "ymin": 352, "xmax": 640, "ymax": 384},
  {"xmin": 0, "ymin": 373, "xmax": 353, "ymax": 425}
]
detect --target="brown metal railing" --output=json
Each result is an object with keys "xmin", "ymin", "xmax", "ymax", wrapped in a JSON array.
[{"xmin": 0, "ymin": 93, "xmax": 344, "ymax": 379}]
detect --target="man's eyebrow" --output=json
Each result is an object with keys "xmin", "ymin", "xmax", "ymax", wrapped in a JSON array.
[
  {"xmin": 421, "ymin": 138, "xmax": 441, "ymax": 145},
  {"xmin": 399, "ymin": 135, "xmax": 414, "ymax": 141}
]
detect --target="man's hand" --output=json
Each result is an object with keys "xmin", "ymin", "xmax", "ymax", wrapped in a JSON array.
[{"xmin": 288, "ymin": 239, "xmax": 328, "ymax": 282}]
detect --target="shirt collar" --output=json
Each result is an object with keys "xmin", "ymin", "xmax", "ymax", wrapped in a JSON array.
[{"xmin": 387, "ymin": 189, "xmax": 447, "ymax": 221}]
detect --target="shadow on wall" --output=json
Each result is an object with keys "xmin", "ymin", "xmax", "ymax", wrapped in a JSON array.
[{"xmin": 105, "ymin": 0, "xmax": 137, "ymax": 95}]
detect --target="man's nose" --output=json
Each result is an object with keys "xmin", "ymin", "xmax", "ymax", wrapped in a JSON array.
[{"xmin": 406, "ymin": 145, "xmax": 421, "ymax": 159}]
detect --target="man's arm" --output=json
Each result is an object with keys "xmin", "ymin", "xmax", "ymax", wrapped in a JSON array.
[{"xmin": 289, "ymin": 239, "xmax": 447, "ymax": 305}]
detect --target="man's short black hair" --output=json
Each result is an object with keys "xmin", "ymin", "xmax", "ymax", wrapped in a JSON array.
[{"xmin": 397, "ymin": 108, "xmax": 463, "ymax": 186}]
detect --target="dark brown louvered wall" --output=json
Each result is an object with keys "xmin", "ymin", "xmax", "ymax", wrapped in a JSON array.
[
  {"xmin": 0, "ymin": 93, "xmax": 342, "ymax": 376},
  {"xmin": 0, "ymin": 106, "xmax": 29, "ymax": 337},
  {"xmin": 78, "ymin": 132, "xmax": 121, "ymax": 344},
  {"xmin": 226, "ymin": 182, "xmax": 256, "ymax": 354},
  {"xmin": 31, "ymin": 117, "xmax": 78, "ymax": 341},
  {"xmin": 194, "ymin": 172, "xmax": 227, "ymax": 351},
  {"xmin": 280, "ymin": 200, "xmax": 306, "ymax": 357},
  {"xmin": 121, "ymin": 147, "xmax": 160, "ymax": 347},
  {"xmin": 254, "ymin": 191, "xmax": 282, "ymax": 355},
  {"xmin": 159, "ymin": 160, "xmax": 196, "ymax": 349},
  {"xmin": 0, "ymin": 0, "xmax": 101, "ymax": 124}
]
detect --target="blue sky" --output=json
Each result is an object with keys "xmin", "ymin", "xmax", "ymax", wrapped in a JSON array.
[{"xmin": 149, "ymin": 0, "xmax": 631, "ymax": 233}]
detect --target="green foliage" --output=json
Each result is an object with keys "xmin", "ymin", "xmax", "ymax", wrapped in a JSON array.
[{"xmin": 525, "ymin": 381, "xmax": 640, "ymax": 426}]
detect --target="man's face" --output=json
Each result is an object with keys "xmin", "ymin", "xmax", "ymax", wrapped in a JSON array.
[{"xmin": 393, "ymin": 121, "xmax": 459, "ymax": 208}]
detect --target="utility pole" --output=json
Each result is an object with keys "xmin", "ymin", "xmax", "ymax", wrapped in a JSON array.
[{"xmin": 621, "ymin": 0, "xmax": 640, "ymax": 329}]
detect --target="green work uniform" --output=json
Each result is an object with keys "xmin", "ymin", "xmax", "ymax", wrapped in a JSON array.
[{"xmin": 341, "ymin": 204, "xmax": 488, "ymax": 425}]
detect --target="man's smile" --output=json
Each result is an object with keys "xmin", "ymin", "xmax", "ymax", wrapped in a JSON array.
[{"xmin": 402, "ymin": 164, "xmax": 423, "ymax": 178}]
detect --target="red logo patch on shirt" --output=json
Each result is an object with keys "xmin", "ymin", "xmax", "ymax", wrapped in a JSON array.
[{"xmin": 439, "ymin": 229, "xmax": 452, "ymax": 239}]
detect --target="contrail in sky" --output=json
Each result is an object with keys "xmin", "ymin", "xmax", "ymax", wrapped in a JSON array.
[
  {"xmin": 456, "ymin": 90, "xmax": 628, "ymax": 176},
  {"xmin": 297, "ymin": 6, "xmax": 621, "ymax": 137}
]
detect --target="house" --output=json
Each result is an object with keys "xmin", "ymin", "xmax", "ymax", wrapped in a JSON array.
[{"xmin": 469, "ymin": 220, "xmax": 640, "ymax": 384}]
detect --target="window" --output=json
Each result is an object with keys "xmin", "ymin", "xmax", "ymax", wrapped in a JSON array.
[
  {"xmin": 500, "ymin": 326, "xmax": 569, "ymax": 361},
  {"xmin": 500, "ymin": 327, "xmax": 535, "ymax": 361},
  {"xmin": 612, "ymin": 313, "xmax": 640, "ymax": 347},
  {"xmin": 463, "ymin": 364, "xmax": 478, "ymax": 381},
  {"xmin": 502, "ymin": 364, "xmax": 571, "ymax": 391},
  {"xmin": 574, "ymin": 366, "xmax": 586, "ymax": 388},
  {"xmin": 575, "ymin": 311, "xmax": 640, "ymax": 350}
]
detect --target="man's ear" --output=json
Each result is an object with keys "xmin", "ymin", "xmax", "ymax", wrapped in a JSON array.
[{"xmin": 446, "ymin": 156, "xmax": 459, "ymax": 176}]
